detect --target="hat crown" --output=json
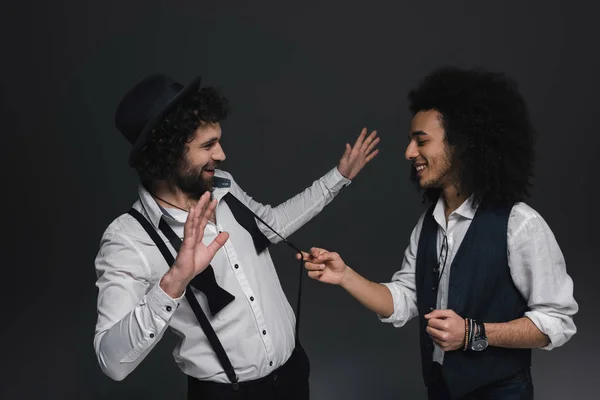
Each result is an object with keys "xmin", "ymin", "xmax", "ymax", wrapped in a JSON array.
[{"xmin": 115, "ymin": 73, "xmax": 184, "ymax": 145}]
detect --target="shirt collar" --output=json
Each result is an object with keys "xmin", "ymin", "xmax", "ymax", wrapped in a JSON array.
[
  {"xmin": 432, "ymin": 194, "xmax": 478, "ymax": 228},
  {"xmin": 137, "ymin": 169, "xmax": 232, "ymax": 229}
]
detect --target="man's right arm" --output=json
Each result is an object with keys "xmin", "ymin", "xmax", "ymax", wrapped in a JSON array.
[
  {"xmin": 301, "ymin": 214, "xmax": 422, "ymax": 326},
  {"xmin": 339, "ymin": 266, "xmax": 395, "ymax": 318},
  {"xmin": 93, "ymin": 232, "xmax": 183, "ymax": 381},
  {"xmin": 94, "ymin": 192, "xmax": 226, "ymax": 381}
]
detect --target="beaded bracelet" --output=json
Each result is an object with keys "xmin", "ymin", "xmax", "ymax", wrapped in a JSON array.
[{"xmin": 463, "ymin": 318, "xmax": 470, "ymax": 351}]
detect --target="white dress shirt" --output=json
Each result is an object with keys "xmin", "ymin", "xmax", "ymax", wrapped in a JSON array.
[
  {"xmin": 380, "ymin": 195, "xmax": 578, "ymax": 363},
  {"xmin": 94, "ymin": 167, "xmax": 350, "ymax": 382}
]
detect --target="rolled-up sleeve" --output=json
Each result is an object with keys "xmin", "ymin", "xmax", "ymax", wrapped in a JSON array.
[
  {"xmin": 508, "ymin": 211, "xmax": 578, "ymax": 350},
  {"xmin": 378, "ymin": 214, "xmax": 424, "ymax": 327}
]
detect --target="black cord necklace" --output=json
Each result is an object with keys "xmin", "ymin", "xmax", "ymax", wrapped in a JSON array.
[{"xmin": 152, "ymin": 193, "xmax": 190, "ymax": 213}]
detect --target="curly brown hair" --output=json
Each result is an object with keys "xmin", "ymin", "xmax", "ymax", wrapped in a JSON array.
[{"xmin": 132, "ymin": 86, "xmax": 230, "ymax": 189}]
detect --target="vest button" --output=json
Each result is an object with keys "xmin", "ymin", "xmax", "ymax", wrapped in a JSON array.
[
  {"xmin": 431, "ymin": 286, "xmax": 436, "ymax": 291},
  {"xmin": 429, "ymin": 306, "xmax": 434, "ymax": 311}
]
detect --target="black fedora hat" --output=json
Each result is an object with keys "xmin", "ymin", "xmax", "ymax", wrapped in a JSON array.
[{"xmin": 115, "ymin": 73, "xmax": 201, "ymax": 166}]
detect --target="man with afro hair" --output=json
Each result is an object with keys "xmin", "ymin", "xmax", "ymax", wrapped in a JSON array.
[{"xmin": 300, "ymin": 67, "xmax": 578, "ymax": 399}]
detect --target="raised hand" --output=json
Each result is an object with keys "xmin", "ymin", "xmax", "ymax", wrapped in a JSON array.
[
  {"xmin": 296, "ymin": 247, "xmax": 348, "ymax": 285},
  {"xmin": 161, "ymin": 192, "xmax": 229, "ymax": 298},
  {"xmin": 337, "ymin": 127, "xmax": 380, "ymax": 180},
  {"xmin": 173, "ymin": 191, "xmax": 229, "ymax": 282}
]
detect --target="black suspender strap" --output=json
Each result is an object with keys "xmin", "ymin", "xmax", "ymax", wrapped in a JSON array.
[
  {"xmin": 222, "ymin": 193, "xmax": 305, "ymax": 346},
  {"xmin": 127, "ymin": 208, "xmax": 239, "ymax": 387}
]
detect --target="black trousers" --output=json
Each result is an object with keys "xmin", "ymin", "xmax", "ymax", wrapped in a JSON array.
[
  {"xmin": 187, "ymin": 345, "xmax": 310, "ymax": 400},
  {"xmin": 427, "ymin": 362, "xmax": 534, "ymax": 400}
]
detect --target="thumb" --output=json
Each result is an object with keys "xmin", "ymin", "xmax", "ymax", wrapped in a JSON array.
[
  {"xmin": 206, "ymin": 231, "xmax": 229, "ymax": 256},
  {"xmin": 343, "ymin": 143, "xmax": 351, "ymax": 157},
  {"xmin": 425, "ymin": 309, "xmax": 456, "ymax": 319}
]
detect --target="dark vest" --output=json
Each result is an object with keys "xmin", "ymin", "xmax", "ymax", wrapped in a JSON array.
[{"xmin": 416, "ymin": 199, "xmax": 530, "ymax": 399}]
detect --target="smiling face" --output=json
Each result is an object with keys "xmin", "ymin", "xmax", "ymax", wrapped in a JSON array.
[
  {"xmin": 172, "ymin": 121, "xmax": 226, "ymax": 198},
  {"xmin": 405, "ymin": 110, "xmax": 455, "ymax": 190}
]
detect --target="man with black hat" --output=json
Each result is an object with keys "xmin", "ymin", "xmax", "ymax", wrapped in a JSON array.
[{"xmin": 92, "ymin": 73, "xmax": 379, "ymax": 399}]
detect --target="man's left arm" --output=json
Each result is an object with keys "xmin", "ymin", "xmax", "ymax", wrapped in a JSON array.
[
  {"xmin": 488, "ymin": 212, "xmax": 579, "ymax": 349},
  {"xmin": 229, "ymin": 128, "xmax": 379, "ymax": 242},
  {"xmin": 425, "ymin": 210, "xmax": 578, "ymax": 351}
]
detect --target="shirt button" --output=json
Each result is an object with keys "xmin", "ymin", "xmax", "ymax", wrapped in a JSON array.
[
  {"xmin": 166, "ymin": 306, "xmax": 172, "ymax": 312},
  {"xmin": 234, "ymin": 264, "xmax": 239, "ymax": 269},
  {"xmin": 262, "ymin": 330, "xmax": 267, "ymax": 335},
  {"xmin": 150, "ymin": 333, "xmax": 155, "ymax": 338},
  {"xmin": 270, "ymin": 361, "xmax": 273, "ymax": 366},
  {"xmin": 250, "ymin": 296, "xmax": 254, "ymax": 301}
]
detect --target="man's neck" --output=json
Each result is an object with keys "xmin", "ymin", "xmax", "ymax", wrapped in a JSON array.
[
  {"xmin": 441, "ymin": 185, "xmax": 469, "ymax": 220},
  {"xmin": 151, "ymin": 181, "xmax": 197, "ymax": 212}
]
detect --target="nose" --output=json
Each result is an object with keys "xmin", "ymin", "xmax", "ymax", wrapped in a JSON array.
[
  {"xmin": 213, "ymin": 142, "xmax": 226, "ymax": 162},
  {"xmin": 405, "ymin": 140, "xmax": 418, "ymax": 161}
]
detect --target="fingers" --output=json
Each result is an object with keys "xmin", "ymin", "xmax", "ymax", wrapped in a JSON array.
[
  {"xmin": 365, "ymin": 136, "xmax": 380, "ymax": 154},
  {"xmin": 360, "ymin": 130, "xmax": 378, "ymax": 153},
  {"xmin": 427, "ymin": 318, "xmax": 447, "ymax": 331},
  {"xmin": 308, "ymin": 270, "xmax": 324, "ymax": 280},
  {"xmin": 297, "ymin": 250, "xmax": 315, "ymax": 261},
  {"xmin": 425, "ymin": 309, "xmax": 456, "ymax": 320},
  {"xmin": 297, "ymin": 248, "xmax": 327, "ymax": 261},
  {"xmin": 343, "ymin": 143, "xmax": 351, "ymax": 158},
  {"xmin": 426, "ymin": 325, "xmax": 446, "ymax": 342},
  {"xmin": 352, "ymin": 127, "xmax": 368, "ymax": 148},
  {"xmin": 182, "ymin": 206, "xmax": 197, "ymax": 244},
  {"xmin": 206, "ymin": 231, "xmax": 230, "ymax": 256},
  {"xmin": 196, "ymin": 199, "xmax": 217, "ymax": 245},
  {"xmin": 310, "ymin": 247, "xmax": 328, "ymax": 258},
  {"xmin": 365, "ymin": 149, "xmax": 379, "ymax": 162},
  {"xmin": 312, "ymin": 249, "xmax": 340, "ymax": 263},
  {"xmin": 304, "ymin": 261, "xmax": 325, "ymax": 271}
]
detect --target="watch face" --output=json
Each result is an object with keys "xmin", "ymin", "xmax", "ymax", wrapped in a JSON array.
[{"xmin": 472, "ymin": 339, "xmax": 488, "ymax": 351}]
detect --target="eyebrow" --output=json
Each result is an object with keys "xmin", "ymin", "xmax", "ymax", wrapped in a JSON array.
[
  {"xmin": 199, "ymin": 137, "xmax": 219, "ymax": 147},
  {"xmin": 408, "ymin": 130, "xmax": 428, "ymax": 140}
]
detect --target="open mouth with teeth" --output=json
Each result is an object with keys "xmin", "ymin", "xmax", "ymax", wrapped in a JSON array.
[
  {"xmin": 415, "ymin": 163, "xmax": 427, "ymax": 176},
  {"xmin": 203, "ymin": 167, "xmax": 215, "ymax": 176}
]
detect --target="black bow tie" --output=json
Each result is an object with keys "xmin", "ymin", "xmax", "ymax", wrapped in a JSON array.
[
  {"xmin": 129, "ymin": 190, "xmax": 305, "ymax": 350},
  {"xmin": 157, "ymin": 218, "xmax": 235, "ymax": 316}
]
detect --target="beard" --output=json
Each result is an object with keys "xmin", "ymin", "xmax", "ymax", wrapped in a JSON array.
[
  {"xmin": 171, "ymin": 158, "xmax": 219, "ymax": 199},
  {"xmin": 409, "ymin": 150, "xmax": 454, "ymax": 191}
]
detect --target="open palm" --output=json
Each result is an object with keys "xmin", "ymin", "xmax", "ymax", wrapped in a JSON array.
[
  {"xmin": 337, "ymin": 127, "xmax": 380, "ymax": 180},
  {"xmin": 173, "ymin": 192, "xmax": 229, "ymax": 282}
]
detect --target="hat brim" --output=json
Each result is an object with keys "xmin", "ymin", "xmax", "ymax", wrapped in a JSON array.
[{"xmin": 128, "ymin": 76, "xmax": 202, "ymax": 167}]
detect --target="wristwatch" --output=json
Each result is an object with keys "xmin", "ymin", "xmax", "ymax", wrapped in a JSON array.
[{"xmin": 470, "ymin": 321, "xmax": 488, "ymax": 351}]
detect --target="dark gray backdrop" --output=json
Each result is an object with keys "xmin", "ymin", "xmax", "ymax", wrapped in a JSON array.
[{"xmin": 1, "ymin": 1, "xmax": 598, "ymax": 399}]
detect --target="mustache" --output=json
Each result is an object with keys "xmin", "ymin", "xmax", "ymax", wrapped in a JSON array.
[{"xmin": 203, "ymin": 161, "xmax": 221, "ymax": 170}]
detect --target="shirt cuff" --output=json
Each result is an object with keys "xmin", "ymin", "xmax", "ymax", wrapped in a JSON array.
[
  {"xmin": 377, "ymin": 282, "xmax": 409, "ymax": 328},
  {"xmin": 524, "ymin": 310, "xmax": 567, "ymax": 351},
  {"xmin": 322, "ymin": 166, "xmax": 352, "ymax": 192},
  {"xmin": 147, "ymin": 282, "xmax": 184, "ymax": 322}
]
